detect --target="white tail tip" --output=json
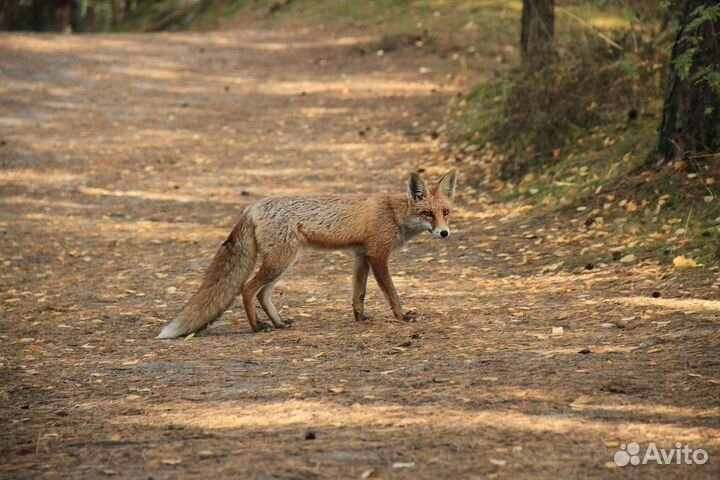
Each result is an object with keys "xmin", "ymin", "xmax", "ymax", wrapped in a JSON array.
[{"xmin": 156, "ymin": 322, "xmax": 183, "ymax": 339}]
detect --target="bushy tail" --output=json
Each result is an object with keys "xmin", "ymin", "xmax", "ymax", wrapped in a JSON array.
[{"xmin": 156, "ymin": 215, "xmax": 256, "ymax": 339}]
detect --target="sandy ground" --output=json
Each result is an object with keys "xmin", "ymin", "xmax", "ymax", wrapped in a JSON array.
[{"xmin": 0, "ymin": 29, "xmax": 719, "ymax": 479}]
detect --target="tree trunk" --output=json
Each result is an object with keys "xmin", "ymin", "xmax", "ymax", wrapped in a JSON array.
[
  {"xmin": 46, "ymin": 0, "xmax": 71, "ymax": 32},
  {"xmin": 521, "ymin": 0, "xmax": 555, "ymax": 66},
  {"xmin": 83, "ymin": 2, "xmax": 96, "ymax": 31},
  {"xmin": 655, "ymin": 0, "xmax": 720, "ymax": 165},
  {"xmin": 0, "ymin": 0, "xmax": 21, "ymax": 29},
  {"xmin": 70, "ymin": 0, "xmax": 83, "ymax": 32},
  {"xmin": 110, "ymin": 0, "xmax": 118, "ymax": 27},
  {"xmin": 32, "ymin": 0, "xmax": 46, "ymax": 30}
]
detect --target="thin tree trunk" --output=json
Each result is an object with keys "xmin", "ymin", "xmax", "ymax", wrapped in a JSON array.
[
  {"xmin": 521, "ymin": 0, "xmax": 555, "ymax": 66},
  {"xmin": 32, "ymin": 0, "xmax": 46, "ymax": 30},
  {"xmin": 0, "ymin": 0, "xmax": 21, "ymax": 29},
  {"xmin": 83, "ymin": 2, "xmax": 96, "ymax": 31},
  {"xmin": 47, "ymin": 0, "xmax": 71, "ymax": 32},
  {"xmin": 110, "ymin": 0, "xmax": 118, "ymax": 27},
  {"xmin": 70, "ymin": 0, "xmax": 83, "ymax": 32},
  {"xmin": 655, "ymin": 0, "xmax": 720, "ymax": 165}
]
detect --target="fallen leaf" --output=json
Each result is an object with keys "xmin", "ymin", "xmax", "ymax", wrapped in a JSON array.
[
  {"xmin": 551, "ymin": 326, "xmax": 564, "ymax": 335},
  {"xmin": 619, "ymin": 254, "xmax": 636, "ymax": 263},
  {"xmin": 541, "ymin": 262, "xmax": 563, "ymax": 273},
  {"xmin": 489, "ymin": 458, "xmax": 507, "ymax": 467},
  {"xmin": 161, "ymin": 458, "xmax": 182, "ymax": 465},
  {"xmin": 360, "ymin": 469, "xmax": 375, "ymax": 479},
  {"xmin": 392, "ymin": 462, "xmax": 416, "ymax": 469},
  {"xmin": 673, "ymin": 255, "xmax": 698, "ymax": 268}
]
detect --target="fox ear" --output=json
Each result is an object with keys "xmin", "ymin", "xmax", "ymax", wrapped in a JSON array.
[
  {"xmin": 407, "ymin": 172, "xmax": 427, "ymax": 201},
  {"xmin": 438, "ymin": 170, "xmax": 457, "ymax": 200}
]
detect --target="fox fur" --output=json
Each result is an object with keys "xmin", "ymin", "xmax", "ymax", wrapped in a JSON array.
[{"xmin": 157, "ymin": 170, "xmax": 457, "ymax": 338}]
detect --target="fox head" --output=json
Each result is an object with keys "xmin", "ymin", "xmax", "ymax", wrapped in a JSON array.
[{"xmin": 406, "ymin": 170, "xmax": 457, "ymax": 239}]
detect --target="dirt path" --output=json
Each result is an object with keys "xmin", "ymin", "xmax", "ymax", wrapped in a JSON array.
[{"xmin": 1, "ymin": 30, "xmax": 719, "ymax": 479}]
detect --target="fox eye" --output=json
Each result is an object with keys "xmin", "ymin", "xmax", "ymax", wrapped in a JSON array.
[
  {"xmin": 443, "ymin": 209, "xmax": 450, "ymax": 216},
  {"xmin": 421, "ymin": 210, "xmax": 434, "ymax": 218}
]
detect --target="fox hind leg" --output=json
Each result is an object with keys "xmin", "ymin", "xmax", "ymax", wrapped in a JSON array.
[
  {"xmin": 243, "ymin": 249, "xmax": 297, "ymax": 332},
  {"xmin": 257, "ymin": 279, "xmax": 291, "ymax": 328}
]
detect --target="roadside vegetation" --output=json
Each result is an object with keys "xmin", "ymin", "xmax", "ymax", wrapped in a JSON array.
[{"xmin": 6, "ymin": 0, "xmax": 716, "ymax": 265}]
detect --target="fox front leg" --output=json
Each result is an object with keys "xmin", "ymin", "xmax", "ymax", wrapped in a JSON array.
[
  {"xmin": 352, "ymin": 253, "xmax": 370, "ymax": 321},
  {"xmin": 366, "ymin": 255, "xmax": 415, "ymax": 321}
]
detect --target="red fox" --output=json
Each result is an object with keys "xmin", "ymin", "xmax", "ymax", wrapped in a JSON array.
[{"xmin": 157, "ymin": 170, "xmax": 457, "ymax": 338}]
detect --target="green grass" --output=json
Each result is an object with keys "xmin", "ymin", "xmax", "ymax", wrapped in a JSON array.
[
  {"xmin": 443, "ymin": 2, "xmax": 719, "ymax": 265},
  {"xmin": 116, "ymin": 0, "xmax": 250, "ymax": 32},
  {"xmin": 494, "ymin": 116, "xmax": 720, "ymax": 265}
]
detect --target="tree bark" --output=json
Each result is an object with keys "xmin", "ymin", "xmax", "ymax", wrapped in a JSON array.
[
  {"xmin": 521, "ymin": 0, "xmax": 555, "ymax": 66},
  {"xmin": 69, "ymin": 0, "xmax": 83, "ymax": 32},
  {"xmin": 47, "ymin": 0, "xmax": 71, "ymax": 32},
  {"xmin": 83, "ymin": 2, "xmax": 96, "ymax": 31},
  {"xmin": 32, "ymin": 0, "xmax": 46, "ymax": 30},
  {"xmin": 655, "ymin": 0, "xmax": 720, "ymax": 165},
  {"xmin": 0, "ymin": 0, "xmax": 21, "ymax": 29}
]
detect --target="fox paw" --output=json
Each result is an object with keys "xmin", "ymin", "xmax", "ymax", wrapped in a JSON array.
[
  {"xmin": 402, "ymin": 311, "xmax": 418, "ymax": 322},
  {"xmin": 354, "ymin": 311, "xmax": 370, "ymax": 322},
  {"xmin": 254, "ymin": 321, "xmax": 272, "ymax": 332},
  {"xmin": 274, "ymin": 319, "xmax": 292, "ymax": 329}
]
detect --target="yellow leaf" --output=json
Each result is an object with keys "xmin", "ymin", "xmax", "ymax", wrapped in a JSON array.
[
  {"xmin": 672, "ymin": 160, "xmax": 687, "ymax": 171},
  {"xmin": 673, "ymin": 256, "xmax": 698, "ymax": 268},
  {"xmin": 619, "ymin": 254, "xmax": 636, "ymax": 263}
]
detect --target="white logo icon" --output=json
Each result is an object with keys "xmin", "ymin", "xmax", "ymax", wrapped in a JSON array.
[
  {"xmin": 613, "ymin": 442, "xmax": 709, "ymax": 466},
  {"xmin": 614, "ymin": 443, "xmax": 641, "ymax": 466}
]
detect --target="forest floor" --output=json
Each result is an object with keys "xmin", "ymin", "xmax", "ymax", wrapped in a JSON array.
[{"xmin": 1, "ymin": 28, "xmax": 719, "ymax": 479}]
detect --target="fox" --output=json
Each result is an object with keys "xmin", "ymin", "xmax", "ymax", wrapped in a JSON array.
[{"xmin": 156, "ymin": 170, "xmax": 457, "ymax": 338}]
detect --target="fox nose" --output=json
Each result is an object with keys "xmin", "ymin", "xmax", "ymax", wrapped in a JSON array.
[{"xmin": 440, "ymin": 230, "xmax": 449, "ymax": 238}]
